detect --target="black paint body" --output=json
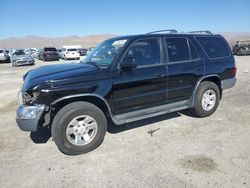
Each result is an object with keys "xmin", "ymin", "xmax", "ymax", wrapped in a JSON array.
[{"xmin": 21, "ymin": 33, "xmax": 236, "ymax": 126}]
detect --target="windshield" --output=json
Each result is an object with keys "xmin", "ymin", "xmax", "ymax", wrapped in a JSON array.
[
  {"xmin": 13, "ymin": 50, "xmax": 26, "ymax": 56},
  {"xmin": 83, "ymin": 38, "xmax": 128, "ymax": 67}
]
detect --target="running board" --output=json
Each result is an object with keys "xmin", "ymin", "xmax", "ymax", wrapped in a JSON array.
[{"xmin": 112, "ymin": 100, "xmax": 192, "ymax": 125}]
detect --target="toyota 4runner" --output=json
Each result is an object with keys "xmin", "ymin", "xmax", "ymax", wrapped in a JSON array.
[{"xmin": 16, "ymin": 30, "xmax": 236, "ymax": 155}]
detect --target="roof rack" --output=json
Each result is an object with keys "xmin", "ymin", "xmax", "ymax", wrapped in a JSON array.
[
  {"xmin": 188, "ymin": 30, "xmax": 213, "ymax": 35},
  {"xmin": 146, "ymin": 29, "xmax": 178, "ymax": 34}
]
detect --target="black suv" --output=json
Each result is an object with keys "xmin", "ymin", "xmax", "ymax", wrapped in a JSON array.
[
  {"xmin": 16, "ymin": 30, "xmax": 236, "ymax": 155},
  {"xmin": 39, "ymin": 47, "xmax": 60, "ymax": 61}
]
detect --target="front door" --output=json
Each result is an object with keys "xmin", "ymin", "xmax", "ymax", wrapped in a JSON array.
[{"xmin": 112, "ymin": 38, "xmax": 168, "ymax": 115}]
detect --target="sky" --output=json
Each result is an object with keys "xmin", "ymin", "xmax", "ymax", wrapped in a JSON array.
[{"xmin": 0, "ymin": 0, "xmax": 250, "ymax": 39}]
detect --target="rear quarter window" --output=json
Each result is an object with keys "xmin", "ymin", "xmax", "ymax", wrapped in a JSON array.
[{"xmin": 196, "ymin": 36, "xmax": 230, "ymax": 58}]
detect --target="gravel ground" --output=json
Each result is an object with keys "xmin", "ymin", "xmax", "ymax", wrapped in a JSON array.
[{"xmin": 0, "ymin": 56, "xmax": 249, "ymax": 188}]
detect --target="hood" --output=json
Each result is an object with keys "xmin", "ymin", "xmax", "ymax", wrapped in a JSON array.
[
  {"xmin": 12, "ymin": 54, "xmax": 31, "ymax": 60},
  {"xmin": 23, "ymin": 63, "xmax": 99, "ymax": 91}
]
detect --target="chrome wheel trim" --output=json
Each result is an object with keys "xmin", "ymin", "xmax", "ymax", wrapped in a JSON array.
[
  {"xmin": 201, "ymin": 89, "xmax": 216, "ymax": 111},
  {"xmin": 66, "ymin": 115, "xmax": 98, "ymax": 146}
]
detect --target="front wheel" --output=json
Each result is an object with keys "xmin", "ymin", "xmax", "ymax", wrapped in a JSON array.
[
  {"xmin": 191, "ymin": 81, "xmax": 220, "ymax": 117},
  {"xmin": 51, "ymin": 102, "xmax": 107, "ymax": 155}
]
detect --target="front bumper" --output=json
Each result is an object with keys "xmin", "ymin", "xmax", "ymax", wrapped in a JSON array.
[
  {"xmin": 14, "ymin": 59, "xmax": 34, "ymax": 66},
  {"xmin": 16, "ymin": 104, "xmax": 45, "ymax": 132}
]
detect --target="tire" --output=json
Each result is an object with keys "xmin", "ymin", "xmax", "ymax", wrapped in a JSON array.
[
  {"xmin": 51, "ymin": 101, "xmax": 107, "ymax": 155},
  {"xmin": 191, "ymin": 81, "xmax": 220, "ymax": 118}
]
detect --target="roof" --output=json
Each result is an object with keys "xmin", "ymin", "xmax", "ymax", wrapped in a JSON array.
[{"xmin": 109, "ymin": 30, "xmax": 222, "ymax": 41}]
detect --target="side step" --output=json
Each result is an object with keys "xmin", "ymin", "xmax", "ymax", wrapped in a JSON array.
[{"xmin": 112, "ymin": 100, "xmax": 192, "ymax": 125}]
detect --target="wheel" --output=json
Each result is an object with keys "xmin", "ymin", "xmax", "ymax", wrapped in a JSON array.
[
  {"xmin": 191, "ymin": 81, "xmax": 220, "ymax": 117},
  {"xmin": 51, "ymin": 102, "xmax": 107, "ymax": 155}
]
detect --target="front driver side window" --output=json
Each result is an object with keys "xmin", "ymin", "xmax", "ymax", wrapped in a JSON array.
[{"xmin": 124, "ymin": 38, "xmax": 161, "ymax": 67}]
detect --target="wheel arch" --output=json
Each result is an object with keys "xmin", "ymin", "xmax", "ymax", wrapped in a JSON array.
[
  {"xmin": 50, "ymin": 94, "xmax": 112, "ymax": 123},
  {"xmin": 192, "ymin": 75, "xmax": 222, "ymax": 105}
]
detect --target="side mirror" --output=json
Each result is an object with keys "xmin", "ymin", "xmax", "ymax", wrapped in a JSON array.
[{"xmin": 120, "ymin": 57, "xmax": 137, "ymax": 70}]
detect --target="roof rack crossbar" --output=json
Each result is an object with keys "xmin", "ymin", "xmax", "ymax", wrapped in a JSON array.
[
  {"xmin": 147, "ymin": 29, "xmax": 178, "ymax": 34},
  {"xmin": 189, "ymin": 30, "xmax": 213, "ymax": 34}
]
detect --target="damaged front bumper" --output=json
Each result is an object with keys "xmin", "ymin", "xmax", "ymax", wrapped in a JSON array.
[{"xmin": 16, "ymin": 104, "xmax": 45, "ymax": 132}]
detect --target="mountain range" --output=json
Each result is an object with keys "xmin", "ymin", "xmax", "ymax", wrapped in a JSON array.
[{"xmin": 0, "ymin": 32, "xmax": 250, "ymax": 49}]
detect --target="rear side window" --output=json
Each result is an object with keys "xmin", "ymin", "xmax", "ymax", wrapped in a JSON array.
[
  {"xmin": 165, "ymin": 38, "xmax": 199, "ymax": 62},
  {"xmin": 196, "ymin": 36, "xmax": 230, "ymax": 58},
  {"xmin": 165, "ymin": 38, "xmax": 189, "ymax": 62}
]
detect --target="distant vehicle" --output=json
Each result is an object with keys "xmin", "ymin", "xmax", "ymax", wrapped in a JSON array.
[
  {"xmin": 4, "ymin": 49, "xmax": 11, "ymax": 58},
  {"xmin": 30, "ymin": 48, "xmax": 39, "ymax": 58},
  {"xmin": 40, "ymin": 47, "xmax": 60, "ymax": 61},
  {"xmin": 78, "ymin": 48, "xmax": 87, "ymax": 56},
  {"xmin": 57, "ymin": 48, "xmax": 64, "ymax": 59},
  {"xmin": 4, "ymin": 49, "xmax": 14, "ymax": 57},
  {"xmin": 11, "ymin": 49, "xmax": 35, "ymax": 66},
  {"xmin": 86, "ymin": 47, "xmax": 94, "ymax": 55},
  {"xmin": 61, "ymin": 48, "xmax": 80, "ymax": 60},
  {"xmin": 0, "ymin": 49, "xmax": 10, "ymax": 63},
  {"xmin": 232, "ymin": 40, "xmax": 250, "ymax": 55}
]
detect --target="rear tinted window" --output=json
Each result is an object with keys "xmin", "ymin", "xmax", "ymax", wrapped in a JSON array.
[
  {"xmin": 44, "ymin": 48, "xmax": 57, "ymax": 52},
  {"xmin": 196, "ymin": 37, "xmax": 230, "ymax": 58},
  {"xmin": 0, "ymin": 50, "xmax": 4, "ymax": 53},
  {"xmin": 165, "ymin": 38, "xmax": 190, "ymax": 62},
  {"xmin": 67, "ymin": 48, "xmax": 78, "ymax": 51}
]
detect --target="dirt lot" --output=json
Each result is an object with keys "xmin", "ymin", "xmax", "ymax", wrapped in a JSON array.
[{"xmin": 0, "ymin": 56, "xmax": 249, "ymax": 188}]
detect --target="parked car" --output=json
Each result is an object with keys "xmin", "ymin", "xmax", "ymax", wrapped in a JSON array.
[
  {"xmin": 4, "ymin": 50, "xmax": 11, "ymax": 58},
  {"xmin": 78, "ymin": 48, "xmax": 87, "ymax": 56},
  {"xmin": 40, "ymin": 47, "xmax": 60, "ymax": 61},
  {"xmin": 61, "ymin": 47, "xmax": 80, "ymax": 60},
  {"xmin": 232, "ymin": 40, "xmax": 250, "ymax": 55},
  {"xmin": 30, "ymin": 48, "xmax": 39, "ymax": 58},
  {"xmin": 0, "ymin": 49, "xmax": 10, "ymax": 63},
  {"xmin": 86, "ymin": 47, "xmax": 94, "ymax": 55},
  {"xmin": 11, "ymin": 49, "xmax": 35, "ymax": 66},
  {"xmin": 16, "ymin": 30, "xmax": 236, "ymax": 155},
  {"xmin": 37, "ymin": 49, "xmax": 43, "ymax": 60},
  {"xmin": 57, "ymin": 48, "xmax": 65, "ymax": 59}
]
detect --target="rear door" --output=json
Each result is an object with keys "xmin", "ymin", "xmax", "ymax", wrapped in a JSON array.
[
  {"xmin": 112, "ymin": 38, "xmax": 168, "ymax": 115},
  {"xmin": 164, "ymin": 37, "xmax": 204, "ymax": 103}
]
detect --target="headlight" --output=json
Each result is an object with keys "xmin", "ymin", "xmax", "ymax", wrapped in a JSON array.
[{"xmin": 16, "ymin": 104, "xmax": 45, "ymax": 120}]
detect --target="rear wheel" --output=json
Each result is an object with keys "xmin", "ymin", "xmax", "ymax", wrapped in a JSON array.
[
  {"xmin": 191, "ymin": 81, "xmax": 220, "ymax": 117},
  {"xmin": 51, "ymin": 102, "xmax": 107, "ymax": 155}
]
